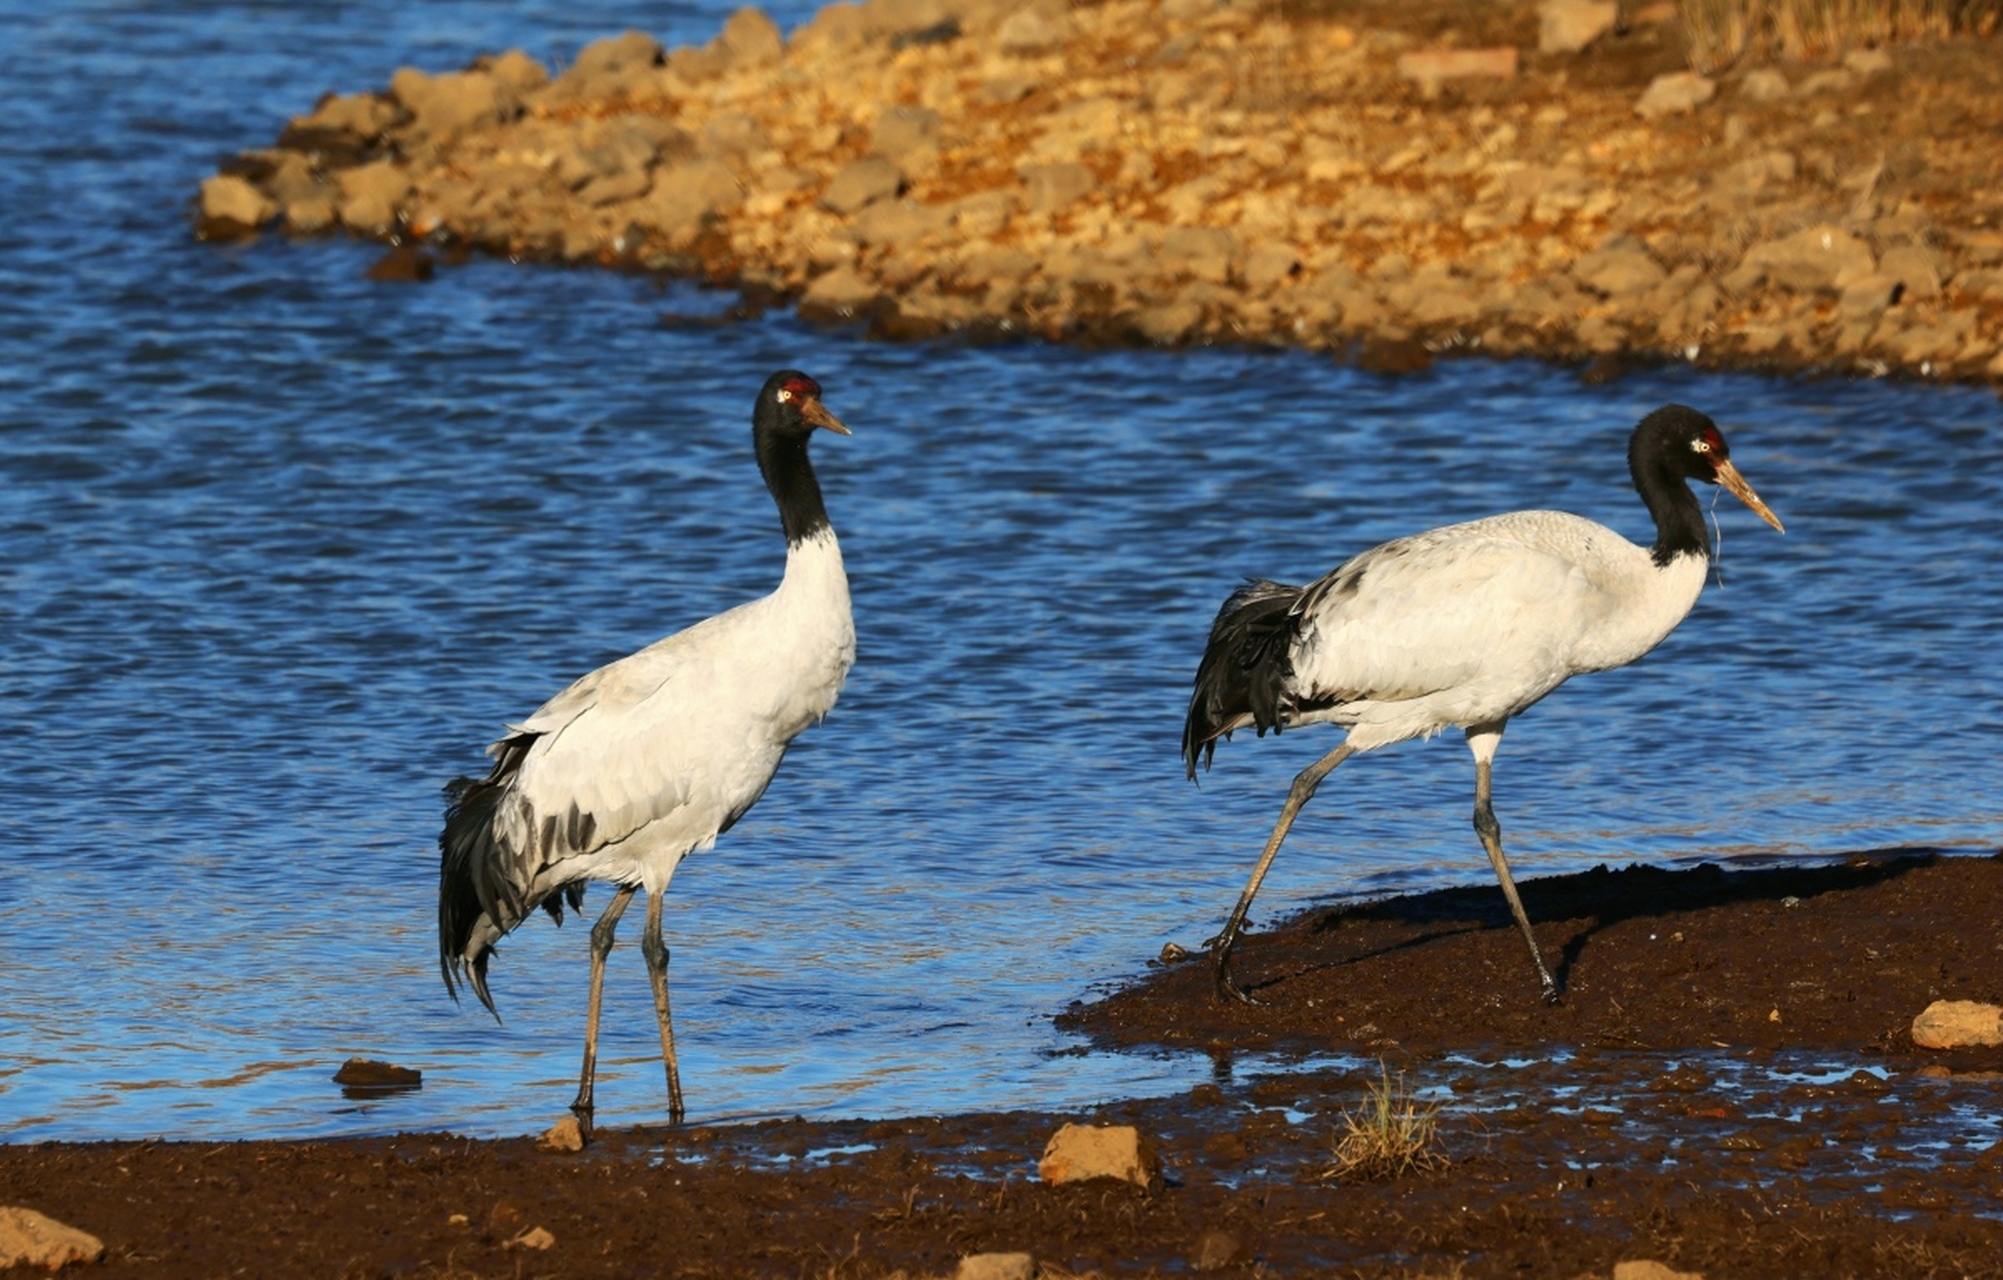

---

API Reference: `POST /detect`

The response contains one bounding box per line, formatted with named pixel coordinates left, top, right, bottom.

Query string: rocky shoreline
left=199, top=0, right=2003, bottom=385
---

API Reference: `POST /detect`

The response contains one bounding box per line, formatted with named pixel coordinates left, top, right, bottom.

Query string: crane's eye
left=1690, top=438, right=1710, bottom=453
left=776, top=388, right=794, bottom=403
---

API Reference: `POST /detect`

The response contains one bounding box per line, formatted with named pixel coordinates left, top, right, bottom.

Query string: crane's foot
left=569, top=1097, right=596, bottom=1145
left=1212, top=953, right=1263, bottom=1006
left=1537, top=971, right=1563, bottom=1006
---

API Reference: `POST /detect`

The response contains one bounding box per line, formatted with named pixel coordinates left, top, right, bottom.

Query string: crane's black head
left=753, top=370, right=848, bottom=545
left=1629, top=405, right=1784, bottom=563
left=755, top=370, right=850, bottom=439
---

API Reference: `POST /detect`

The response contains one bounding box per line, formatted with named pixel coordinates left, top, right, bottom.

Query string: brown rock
left=1879, top=244, right=1942, bottom=301
left=1038, top=1122, right=1164, bottom=1193
left=1156, top=226, right=1237, bottom=284
left=284, top=197, right=338, bottom=234
left=863, top=0, right=958, bottom=43
left=577, top=30, right=663, bottom=77
left=852, top=198, right=951, bottom=249
left=872, top=106, right=940, bottom=175
left=538, top=1116, right=586, bottom=1151
left=481, top=49, right=550, bottom=94
left=1732, top=225, right=1875, bottom=294
left=551, top=31, right=664, bottom=99
left=1020, top=161, right=1095, bottom=215
left=638, top=158, right=744, bottom=237
left=820, top=156, right=903, bottom=214
left=1634, top=71, right=1716, bottom=118
left=716, top=7, right=784, bottom=68
left=998, top=6, right=1073, bottom=54
left=199, top=174, right=276, bottom=231
left=1242, top=243, right=1300, bottom=291
left=955, top=1253, right=1034, bottom=1280
left=335, top=160, right=411, bottom=234
left=1539, top=0, right=1618, bottom=54
left=801, top=264, right=881, bottom=317
left=1913, top=1000, right=2003, bottom=1049
left=510, top=1225, right=557, bottom=1250
left=390, top=67, right=516, bottom=142
left=1573, top=244, right=1668, bottom=297
left=1796, top=67, right=1857, bottom=96
left=286, top=92, right=398, bottom=146
left=580, top=119, right=665, bottom=180
left=1397, top=47, right=1519, bottom=97
left=1739, top=68, right=1790, bottom=101
left=1614, top=1262, right=1703, bottom=1280
left=0, top=1206, right=105, bottom=1271
left=332, top=1057, right=423, bottom=1085
left=1133, top=299, right=1205, bottom=345
left=1838, top=273, right=1899, bottom=320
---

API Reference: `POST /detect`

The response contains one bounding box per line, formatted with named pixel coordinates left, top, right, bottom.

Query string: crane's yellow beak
left=1715, top=460, right=1783, bottom=533
left=802, top=397, right=851, bottom=436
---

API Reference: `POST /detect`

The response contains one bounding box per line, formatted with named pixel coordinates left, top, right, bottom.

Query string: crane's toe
left=1212, top=956, right=1265, bottom=1006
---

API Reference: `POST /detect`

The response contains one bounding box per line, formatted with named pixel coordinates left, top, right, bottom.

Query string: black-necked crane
left=1183, top=404, right=1783, bottom=1005
left=438, top=369, right=855, bottom=1139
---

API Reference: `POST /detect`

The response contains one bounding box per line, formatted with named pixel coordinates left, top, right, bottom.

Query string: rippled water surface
left=2, top=1, right=1999, bottom=1142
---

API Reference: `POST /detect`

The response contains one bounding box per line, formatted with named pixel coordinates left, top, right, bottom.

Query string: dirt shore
left=8, top=850, right=2000, bottom=1277
left=197, top=0, right=2003, bottom=387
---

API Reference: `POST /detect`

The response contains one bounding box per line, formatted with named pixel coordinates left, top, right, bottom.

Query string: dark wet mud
left=6, top=852, right=2000, bottom=1277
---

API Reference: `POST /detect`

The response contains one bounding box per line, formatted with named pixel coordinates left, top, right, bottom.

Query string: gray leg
left=1467, top=727, right=1560, bottom=1004
left=639, top=889, right=686, bottom=1124
left=570, top=885, right=637, bottom=1140
left=1213, top=742, right=1356, bottom=1004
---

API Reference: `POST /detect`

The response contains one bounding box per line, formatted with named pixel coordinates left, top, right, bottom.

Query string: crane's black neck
left=1630, top=434, right=1710, bottom=568
left=756, top=424, right=832, bottom=547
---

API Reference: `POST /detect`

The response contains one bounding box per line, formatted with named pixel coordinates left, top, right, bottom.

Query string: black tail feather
left=1183, top=578, right=1305, bottom=779
left=437, top=733, right=583, bottom=1018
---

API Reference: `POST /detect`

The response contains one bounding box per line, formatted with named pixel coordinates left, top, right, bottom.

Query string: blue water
left=1, top=2, right=1998, bottom=1143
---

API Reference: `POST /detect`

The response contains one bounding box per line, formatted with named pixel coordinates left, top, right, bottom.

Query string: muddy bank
left=1063, top=847, right=2003, bottom=1061
left=198, top=0, right=2003, bottom=386
left=8, top=852, right=2001, bottom=1277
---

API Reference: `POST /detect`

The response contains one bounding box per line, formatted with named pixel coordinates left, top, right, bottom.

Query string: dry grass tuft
left=1321, top=1063, right=1448, bottom=1182
left=1680, top=0, right=2002, bottom=71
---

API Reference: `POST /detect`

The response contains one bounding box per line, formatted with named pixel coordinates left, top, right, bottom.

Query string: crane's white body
left=1184, top=403, right=1782, bottom=1005
left=440, top=370, right=856, bottom=1132
left=1281, top=510, right=1708, bottom=752
left=488, top=529, right=853, bottom=900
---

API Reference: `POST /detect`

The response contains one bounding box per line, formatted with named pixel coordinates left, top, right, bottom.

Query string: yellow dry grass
left=1321, top=1063, right=1448, bottom=1182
